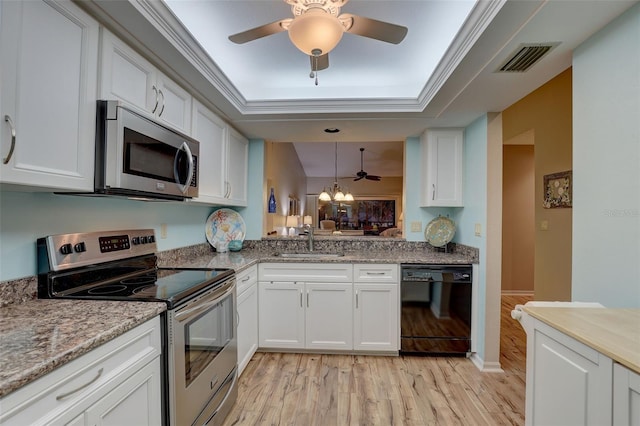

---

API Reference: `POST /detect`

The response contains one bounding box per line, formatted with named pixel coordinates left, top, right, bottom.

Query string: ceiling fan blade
left=341, top=13, right=407, bottom=44
left=353, top=176, right=364, bottom=181
left=229, top=19, right=289, bottom=44
left=366, top=175, right=382, bottom=181
left=309, top=53, right=329, bottom=71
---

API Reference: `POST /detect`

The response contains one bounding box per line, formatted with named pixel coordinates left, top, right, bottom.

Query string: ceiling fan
left=228, top=0, right=408, bottom=82
left=354, top=148, right=381, bottom=181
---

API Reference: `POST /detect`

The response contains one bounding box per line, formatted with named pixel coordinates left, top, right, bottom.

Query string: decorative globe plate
left=205, top=209, right=246, bottom=251
left=424, top=216, right=456, bottom=247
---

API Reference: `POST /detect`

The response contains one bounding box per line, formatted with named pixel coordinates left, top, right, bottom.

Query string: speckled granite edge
left=0, top=300, right=166, bottom=397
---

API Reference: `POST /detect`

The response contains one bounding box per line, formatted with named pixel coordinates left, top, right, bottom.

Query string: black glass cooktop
left=42, top=256, right=234, bottom=309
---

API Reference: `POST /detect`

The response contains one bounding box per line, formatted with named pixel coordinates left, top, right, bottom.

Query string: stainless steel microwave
left=94, top=100, right=199, bottom=200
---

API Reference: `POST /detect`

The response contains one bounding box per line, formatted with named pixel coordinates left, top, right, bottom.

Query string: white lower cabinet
left=0, top=317, right=162, bottom=426
left=614, top=363, right=640, bottom=426
left=258, top=263, right=398, bottom=353
left=353, top=264, right=399, bottom=351
left=525, top=317, right=613, bottom=426
left=237, top=265, right=258, bottom=375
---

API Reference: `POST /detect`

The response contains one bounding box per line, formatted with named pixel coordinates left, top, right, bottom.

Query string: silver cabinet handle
left=56, top=368, right=103, bottom=400
left=300, top=289, right=303, bottom=308
left=306, top=290, right=309, bottom=308
left=158, top=89, right=165, bottom=116
left=366, top=271, right=386, bottom=276
left=355, top=290, right=359, bottom=309
left=151, top=85, right=159, bottom=113
left=3, top=115, right=16, bottom=164
left=432, top=184, right=436, bottom=200
left=241, top=276, right=250, bottom=282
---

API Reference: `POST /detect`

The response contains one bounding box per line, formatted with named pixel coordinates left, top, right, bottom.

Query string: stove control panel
left=38, top=229, right=158, bottom=272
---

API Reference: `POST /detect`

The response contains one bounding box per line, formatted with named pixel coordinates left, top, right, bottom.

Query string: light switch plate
left=160, top=223, right=168, bottom=239
left=410, top=221, right=422, bottom=232
left=540, top=220, right=549, bottom=231
left=474, top=223, right=481, bottom=237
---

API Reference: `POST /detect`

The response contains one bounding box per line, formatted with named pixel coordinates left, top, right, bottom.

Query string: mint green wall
left=572, top=3, right=640, bottom=307
left=0, top=191, right=215, bottom=280
left=453, top=115, right=488, bottom=358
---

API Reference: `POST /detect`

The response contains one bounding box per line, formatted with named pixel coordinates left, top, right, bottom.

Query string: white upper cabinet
left=190, top=99, right=227, bottom=203
left=99, top=29, right=191, bottom=134
left=226, top=127, right=248, bottom=206
left=420, top=129, right=464, bottom=207
left=189, top=100, right=248, bottom=206
left=0, top=0, right=99, bottom=191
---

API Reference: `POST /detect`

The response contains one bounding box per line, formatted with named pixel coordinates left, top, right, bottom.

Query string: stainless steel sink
left=274, top=252, right=344, bottom=258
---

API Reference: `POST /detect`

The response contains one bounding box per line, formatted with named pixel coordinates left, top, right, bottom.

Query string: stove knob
left=140, top=236, right=148, bottom=244
left=147, top=235, right=155, bottom=243
left=74, top=242, right=86, bottom=253
left=59, top=243, right=73, bottom=255
left=132, top=237, right=140, bottom=245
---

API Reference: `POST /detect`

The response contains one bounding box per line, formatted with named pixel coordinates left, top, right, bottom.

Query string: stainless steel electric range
left=37, top=229, right=238, bottom=426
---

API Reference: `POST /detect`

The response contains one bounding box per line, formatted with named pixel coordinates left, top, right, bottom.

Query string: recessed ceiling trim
left=415, top=0, right=508, bottom=111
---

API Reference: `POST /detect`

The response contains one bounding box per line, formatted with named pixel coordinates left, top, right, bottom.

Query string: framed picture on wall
left=543, top=170, right=572, bottom=208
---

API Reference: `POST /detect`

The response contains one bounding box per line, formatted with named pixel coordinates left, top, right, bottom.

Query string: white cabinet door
left=0, top=0, right=98, bottom=191
left=237, top=281, right=258, bottom=376
left=190, top=99, right=227, bottom=203
left=258, top=281, right=305, bottom=349
left=226, top=127, right=248, bottom=206
left=613, top=363, right=640, bottom=426
left=527, top=320, right=613, bottom=426
left=83, top=360, right=161, bottom=426
left=353, top=283, right=399, bottom=351
left=305, top=283, right=353, bottom=350
left=420, top=129, right=464, bottom=207
left=99, top=29, right=191, bottom=134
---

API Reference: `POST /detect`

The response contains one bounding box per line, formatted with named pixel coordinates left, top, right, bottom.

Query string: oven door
left=168, top=277, right=237, bottom=426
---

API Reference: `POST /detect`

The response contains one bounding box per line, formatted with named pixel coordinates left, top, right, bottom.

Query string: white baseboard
left=470, top=353, right=504, bottom=373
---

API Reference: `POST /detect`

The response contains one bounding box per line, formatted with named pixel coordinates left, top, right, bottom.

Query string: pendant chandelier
left=319, top=142, right=354, bottom=202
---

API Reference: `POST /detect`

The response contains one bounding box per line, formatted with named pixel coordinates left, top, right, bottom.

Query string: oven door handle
left=175, top=280, right=234, bottom=323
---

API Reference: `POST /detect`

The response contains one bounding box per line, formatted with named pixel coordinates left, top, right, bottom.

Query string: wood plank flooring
left=223, top=294, right=532, bottom=426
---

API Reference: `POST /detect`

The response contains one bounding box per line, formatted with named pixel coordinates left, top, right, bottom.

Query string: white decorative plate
left=424, top=216, right=456, bottom=247
left=205, top=209, right=246, bottom=251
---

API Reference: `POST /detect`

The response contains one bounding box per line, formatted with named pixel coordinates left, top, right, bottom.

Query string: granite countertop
left=0, top=246, right=474, bottom=399
left=523, top=307, right=640, bottom=374
left=0, top=299, right=166, bottom=398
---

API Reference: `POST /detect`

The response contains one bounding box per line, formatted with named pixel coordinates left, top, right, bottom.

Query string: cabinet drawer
left=259, top=263, right=353, bottom=282
left=0, top=317, right=161, bottom=426
left=354, top=264, right=399, bottom=283
left=236, top=265, right=258, bottom=295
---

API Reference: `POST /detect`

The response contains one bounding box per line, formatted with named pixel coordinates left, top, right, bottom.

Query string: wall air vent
left=497, top=43, right=559, bottom=72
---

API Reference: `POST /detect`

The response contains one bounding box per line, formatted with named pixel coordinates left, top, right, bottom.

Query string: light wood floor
left=223, top=294, right=533, bottom=426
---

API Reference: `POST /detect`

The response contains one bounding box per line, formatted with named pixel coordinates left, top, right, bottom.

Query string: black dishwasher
left=400, top=264, right=472, bottom=356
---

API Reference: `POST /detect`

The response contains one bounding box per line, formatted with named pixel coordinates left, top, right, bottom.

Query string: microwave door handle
left=174, top=141, right=194, bottom=194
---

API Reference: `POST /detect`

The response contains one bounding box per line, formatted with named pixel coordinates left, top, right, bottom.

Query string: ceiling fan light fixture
left=288, top=8, right=344, bottom=56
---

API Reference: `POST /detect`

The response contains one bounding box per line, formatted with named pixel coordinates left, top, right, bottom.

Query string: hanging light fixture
left=319, top=142, right=354, bottom=202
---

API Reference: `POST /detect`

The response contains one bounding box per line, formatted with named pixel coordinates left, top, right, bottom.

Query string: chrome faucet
left=306, top=224, right=314, bottom=251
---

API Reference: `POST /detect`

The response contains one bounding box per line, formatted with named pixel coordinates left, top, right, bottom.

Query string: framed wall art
left=543, top=170, right=572, bottom=208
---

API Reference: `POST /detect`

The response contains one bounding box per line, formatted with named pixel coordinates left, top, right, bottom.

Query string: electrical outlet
left=160, top=223, right=168, bottom=239
left=474, top=223, right=481, bottom=237
left=540, top=220, right=549, bottom=231
left=410, top=221, right=422, bottom=232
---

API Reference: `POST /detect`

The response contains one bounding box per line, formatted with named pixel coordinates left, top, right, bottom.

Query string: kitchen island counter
left=0, top=299, right=166, bottom=397
left=523, top=306, right=640, bottom=374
